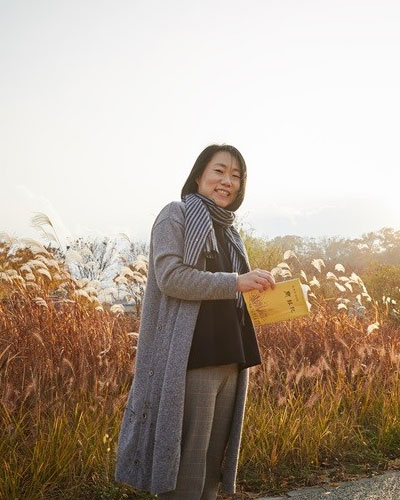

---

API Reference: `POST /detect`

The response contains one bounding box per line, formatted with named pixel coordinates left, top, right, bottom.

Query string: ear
left=195, top=176, right=200, bottom=186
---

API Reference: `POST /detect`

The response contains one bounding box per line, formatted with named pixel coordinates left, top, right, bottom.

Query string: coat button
left=149, top=370, right=154, bottom=376
left=142, top=413, right=147, bottom=420
left=134, top=459, right=140, bottom=465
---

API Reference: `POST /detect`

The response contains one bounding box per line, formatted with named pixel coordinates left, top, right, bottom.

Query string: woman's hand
left=236, top=268, right=276, bottom=292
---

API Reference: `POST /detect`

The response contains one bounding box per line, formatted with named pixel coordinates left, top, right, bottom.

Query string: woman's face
left=195, top=151, right=241, bottom=208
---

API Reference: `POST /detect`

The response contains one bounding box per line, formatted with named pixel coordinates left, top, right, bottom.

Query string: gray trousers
left=157, top=363, right=239, bottom=500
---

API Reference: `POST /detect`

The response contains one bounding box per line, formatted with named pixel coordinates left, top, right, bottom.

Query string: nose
left=221, top=172, right=233, bottom=186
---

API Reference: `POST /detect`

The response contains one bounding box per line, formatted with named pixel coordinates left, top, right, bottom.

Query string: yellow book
left=243, top=278, right=310, bottom=326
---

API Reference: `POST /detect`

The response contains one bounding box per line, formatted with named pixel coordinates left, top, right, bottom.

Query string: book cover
left=243, top=278, right=310, bottom=326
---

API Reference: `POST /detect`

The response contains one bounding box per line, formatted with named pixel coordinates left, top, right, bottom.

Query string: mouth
left=215, top=189, right=231, bottom=197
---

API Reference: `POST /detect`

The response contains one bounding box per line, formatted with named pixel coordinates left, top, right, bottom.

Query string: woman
left=115, top=144, right=275, bottom=499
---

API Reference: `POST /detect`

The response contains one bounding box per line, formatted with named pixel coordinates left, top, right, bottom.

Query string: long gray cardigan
left=114, top=200, right=250, bottom=495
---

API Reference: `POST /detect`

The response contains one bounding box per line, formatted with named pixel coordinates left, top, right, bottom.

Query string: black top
left=186, top=221, right=262, bottom=370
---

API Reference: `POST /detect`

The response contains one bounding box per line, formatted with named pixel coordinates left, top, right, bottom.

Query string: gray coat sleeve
left=151, top=202, right=239, bottom=301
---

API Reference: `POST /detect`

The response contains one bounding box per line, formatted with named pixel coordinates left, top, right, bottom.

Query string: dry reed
left=1, top=238, right=400, bottom=498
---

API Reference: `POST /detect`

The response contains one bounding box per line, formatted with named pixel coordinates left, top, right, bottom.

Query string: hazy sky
left=1, top=0, right=399, bottom=249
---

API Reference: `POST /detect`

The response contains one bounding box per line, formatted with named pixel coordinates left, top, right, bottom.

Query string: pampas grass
left=1, top=224, right=400, bottom=498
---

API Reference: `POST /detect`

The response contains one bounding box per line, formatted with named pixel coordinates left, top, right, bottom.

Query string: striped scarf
left=182, top=193, right=249, bottom=324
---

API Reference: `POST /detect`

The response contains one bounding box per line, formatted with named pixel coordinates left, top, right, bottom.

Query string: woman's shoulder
left=153, top=200, right=186, bottom=228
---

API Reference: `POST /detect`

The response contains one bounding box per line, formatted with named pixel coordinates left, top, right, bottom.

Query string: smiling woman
left=114, top=143, right=275, bottom=500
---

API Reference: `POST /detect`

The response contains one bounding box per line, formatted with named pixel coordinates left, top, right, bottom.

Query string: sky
left=1, top=0, right=399, bottom=250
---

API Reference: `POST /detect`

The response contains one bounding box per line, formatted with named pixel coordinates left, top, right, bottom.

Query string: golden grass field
left=1, top=232, right=400, bottom=499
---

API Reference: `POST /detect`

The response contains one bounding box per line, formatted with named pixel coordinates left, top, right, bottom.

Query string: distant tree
left=362, top=262, right=400, bottom=307
left=64, top=236, right=121, bottom=283
left=118, top=237, right=149, bottom=268
left=269, top=235, right=306, bottom=257
left=240, top=230, right=283, bottom=270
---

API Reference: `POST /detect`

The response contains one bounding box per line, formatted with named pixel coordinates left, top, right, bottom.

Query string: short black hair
left=181, top=144, right=247, bottom=212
